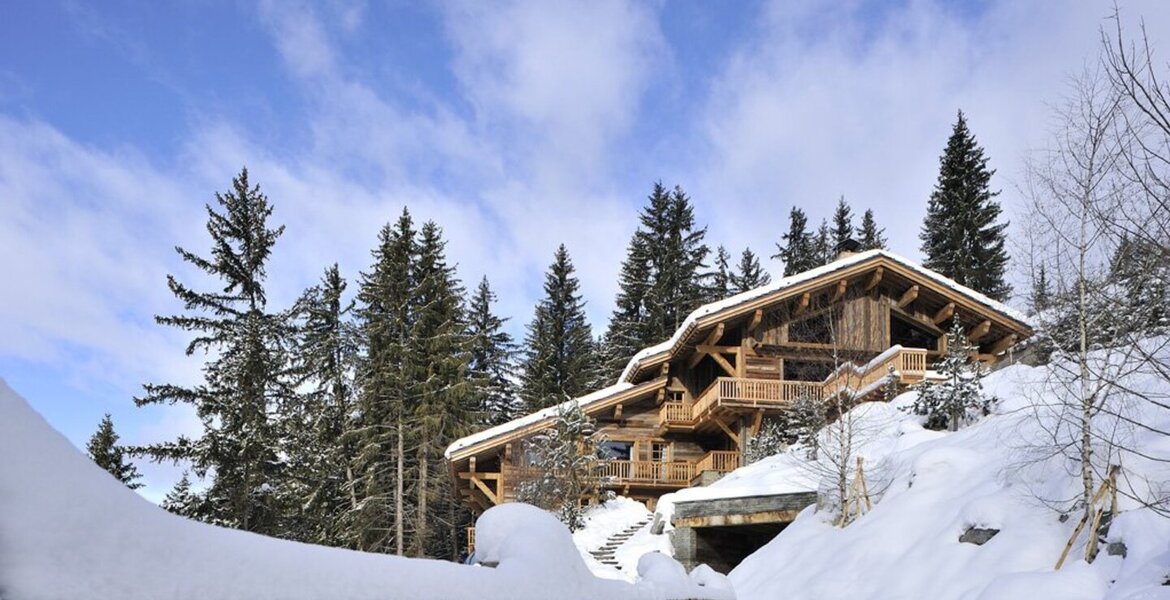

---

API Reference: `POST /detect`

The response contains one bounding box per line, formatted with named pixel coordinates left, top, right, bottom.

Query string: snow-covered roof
left=445, top=382, right=636, bottom=459
left=617, top=249, right=1031, bottom=383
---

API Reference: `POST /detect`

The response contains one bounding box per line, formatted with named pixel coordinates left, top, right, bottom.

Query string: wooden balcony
left=696, top=450, right=740, bottom=474
left=659, top=346, right=929, bottom=429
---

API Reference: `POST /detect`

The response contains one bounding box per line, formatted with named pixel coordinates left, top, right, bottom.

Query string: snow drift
left=0, top=378, right=731, bottom=600
left=718, top=345, right=1170, bottom=600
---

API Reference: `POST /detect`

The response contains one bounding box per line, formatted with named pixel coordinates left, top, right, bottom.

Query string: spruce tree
left=515, top=401, right=602, bottom=532
left=642, top=185, right=710, bottom=341
left=599, top=182, right=709, bottom=381
left=1029, top=264, right=1051, bottom=315
left=134, top=168, right=296, bottom=534
left=908, top=317, right=996, bottom=431
left=858, top=209, right=887, bottom=250
left=407, top=221, right=473, bottom=559
left=352, top=211, right=416, bottom=555
left=775, top=207, right=818, bottom=276
left=467, top=276, right=520, bottom=427
left=520, top=245, right=598, bottom=412
left=710, top=245, right=733, bottom=300
left=731, top=248, right=771, bottom=292
left=86, top=414, right=143, bottom=490
left=920, top=111, right=1011, bottom=301
left=813, top=219, right=833, bottom=265
left=831, top=196, right=855, bottom=251
left=288, top=264, right=358, bottom=546
left=599, top=235, right=653, bottom=383
left=162, top=471, right=201, bottom=517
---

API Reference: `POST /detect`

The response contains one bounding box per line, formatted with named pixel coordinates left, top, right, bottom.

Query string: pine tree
left=86, top=414, right=143, bottom=490
left=813, top=219, right=833, bottom=265
left=162, top=471, right=201, bottom=516
left=775, top=207, right=818, bottom=276
left=831, top=196, right=855, bottom=251
left=642, top=184, right=710, bottom=341
left=520, top=245, right=598, bottom=413
left=1029, top=264, right=1051, bottom=315
left=858, top=209, right=887, bottom=250
left=407, top=221, right=473, bottom=559
left=467, top=276, right=520, bottom=428
left=599, top=235, right=653, bottom=383
left=288, top=264, right=358, bottom=546
left=134, top=168, right=296, bottom=534
left=352, top=211, right=417, bottom=555
left=515, top=401, right=602, bottom=532
left=908, top=317, right=996, bottom=431
left=730, top=247, right=771, bottom=293
left=710, top=245, right=733, bottom=300
left=920, top=111, right=1011, bottom=301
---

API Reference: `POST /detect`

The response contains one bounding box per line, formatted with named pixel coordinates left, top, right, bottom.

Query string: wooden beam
left=968, top=319, right=992, bottom=342
left=667, top=377, right=688, bottom=392
left=749, top=409, right=765, bottom=437
left=793, top=292, right=811, bottom=316
left=897, top=285, right=919, bottom=308
left=830, top=279, right=848, bottom=303
left=747, top=308, right=764, bottom=334
left=470, top=475, right=499, bottom=505
left=614, top=404, right=623, bottom=419
left=933, top=302, right=956, bottom=325
left=988, top=334, right=1018, bottom=356
left=695, top=345, right=740, bottom=355
left=469, top=456, right=476, bottom=473
left=864, top=267, right=884, bottom=292
left=713, top=418, right=741, bottom=446
left=710, top=352, right=737, bottom=377
left=458, top=471, right=501, bottom=480
left=687, top=323, right=727, bottom=368
left=702, top=322, right=726, bottom=346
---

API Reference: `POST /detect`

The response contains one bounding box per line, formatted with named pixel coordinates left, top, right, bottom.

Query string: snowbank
left=0, top=379, right=733, bottom=600
left=720, top=350, right=1170, bottom=600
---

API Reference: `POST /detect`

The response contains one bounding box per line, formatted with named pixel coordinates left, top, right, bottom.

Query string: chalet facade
left=445, top=250, right=1033, bottom=512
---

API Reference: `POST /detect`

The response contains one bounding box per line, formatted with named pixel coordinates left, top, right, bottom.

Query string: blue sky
left=2, top=0, right=1168, bottom=501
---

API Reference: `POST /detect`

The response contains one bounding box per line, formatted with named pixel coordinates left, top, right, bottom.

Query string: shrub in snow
left=516, top=401, right=603, bottom=531
left=907, top=317, right=996, bottom=431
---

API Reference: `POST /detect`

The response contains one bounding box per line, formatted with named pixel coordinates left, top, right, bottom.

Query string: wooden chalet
left=445, top=249, right=1033, bottom=513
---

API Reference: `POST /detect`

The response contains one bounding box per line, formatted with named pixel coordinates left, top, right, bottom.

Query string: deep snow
left=709, top=348, right=1170, bottom=600
left=0, top=378, right=731, bottom=600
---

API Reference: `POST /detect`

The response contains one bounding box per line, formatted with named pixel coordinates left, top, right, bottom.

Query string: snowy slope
left=0, top=379, right=733, bottom=600
left=719, top=346, right=1170, bottom=600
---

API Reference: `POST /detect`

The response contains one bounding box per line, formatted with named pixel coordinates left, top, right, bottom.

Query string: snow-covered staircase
left=589, top=517, right=652, bottom=571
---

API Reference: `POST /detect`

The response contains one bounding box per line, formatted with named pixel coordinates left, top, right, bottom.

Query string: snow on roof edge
left=444, top=382, right=635, bottom=459
left=617, top=250, right=1031, bottom=383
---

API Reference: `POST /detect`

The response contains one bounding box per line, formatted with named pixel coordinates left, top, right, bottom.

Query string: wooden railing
left=660, top=346, right=930, bottom=426
left=696, top=450, right=739, bottom=474
left=599, top=460, right=695, bottom=484
left=658, top=401, right=692, bottom=427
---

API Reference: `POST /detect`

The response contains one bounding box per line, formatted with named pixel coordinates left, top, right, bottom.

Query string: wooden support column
left=897, top=285, right=919, bottom=308
left=750, top=409, right=765, bottom=437
left=614, top=404, right=623, bottom=419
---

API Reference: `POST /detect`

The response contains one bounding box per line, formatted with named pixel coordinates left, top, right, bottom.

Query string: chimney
left=835, top=238, right=862, bottom=260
